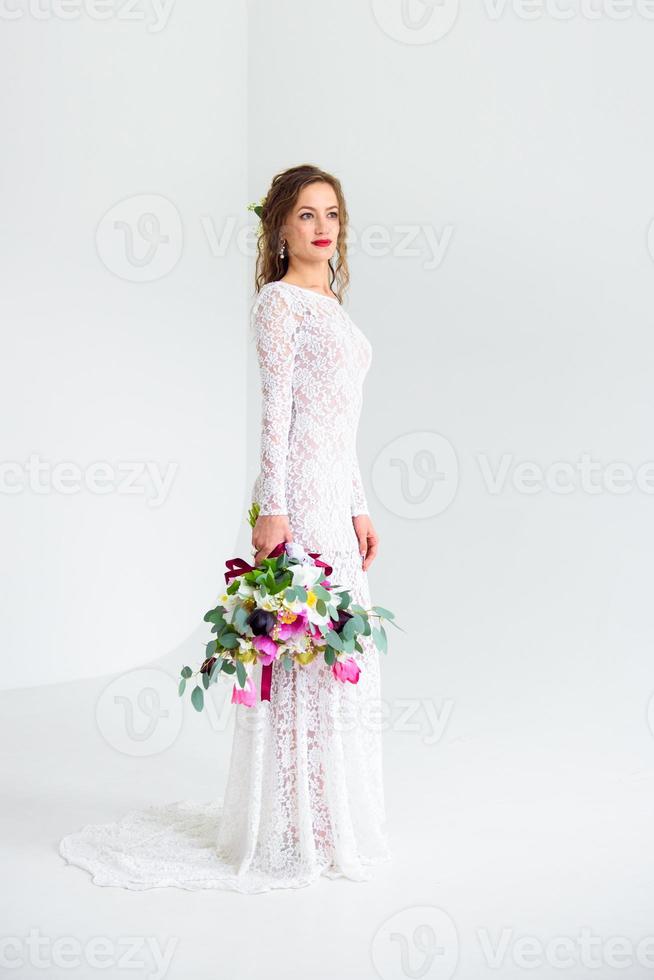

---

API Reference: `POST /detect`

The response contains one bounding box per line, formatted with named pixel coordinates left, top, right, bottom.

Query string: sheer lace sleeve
left=351, top=453, right=369, bottom=517
left=253, top=284, right=300, bottom=516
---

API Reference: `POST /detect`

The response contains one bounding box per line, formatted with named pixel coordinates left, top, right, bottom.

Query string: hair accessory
left=246, top=199, right=265, bottom=219
left=247, top=198, right=266, bottom=243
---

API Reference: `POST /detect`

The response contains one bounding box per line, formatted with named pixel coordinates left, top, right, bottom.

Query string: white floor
left=3, top=630, right=654, bottom=980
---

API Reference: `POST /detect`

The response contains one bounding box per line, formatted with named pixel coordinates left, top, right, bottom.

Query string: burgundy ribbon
left=260, top=662, right=273, bottom=701
left=222, top=541, right=334, bottom=702
left=224, top=557, right=254, bottom=584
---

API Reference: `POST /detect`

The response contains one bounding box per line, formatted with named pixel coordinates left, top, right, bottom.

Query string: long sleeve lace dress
left=58, top=279, right=391, bottom=893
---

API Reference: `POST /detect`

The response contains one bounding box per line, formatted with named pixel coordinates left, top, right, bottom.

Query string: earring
left=279, top=239, right=287, bottom=259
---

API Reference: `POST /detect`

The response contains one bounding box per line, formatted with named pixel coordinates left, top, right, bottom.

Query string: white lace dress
left=58, top=279, right=392, bottom=893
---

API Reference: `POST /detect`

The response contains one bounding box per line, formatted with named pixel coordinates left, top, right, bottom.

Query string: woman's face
left=281, top=181, right=340, bottom=265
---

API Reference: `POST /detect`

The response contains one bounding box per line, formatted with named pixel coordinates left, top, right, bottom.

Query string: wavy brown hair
left=253, top=164, right=350, bottom=304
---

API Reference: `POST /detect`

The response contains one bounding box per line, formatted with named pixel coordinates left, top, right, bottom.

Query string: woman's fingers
left=251, top=515, right=292, bottom=566
left=352, top=516, right=379, bottom=572
left=362, top=530, right=378, bottom=572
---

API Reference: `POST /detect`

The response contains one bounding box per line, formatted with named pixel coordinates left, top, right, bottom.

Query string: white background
left=1, top=3, right=248, bottom=687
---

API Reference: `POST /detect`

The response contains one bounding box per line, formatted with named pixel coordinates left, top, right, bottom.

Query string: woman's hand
left=252, top=514, right=293, bottom=565
left=352, top=515, right=378, bottom=572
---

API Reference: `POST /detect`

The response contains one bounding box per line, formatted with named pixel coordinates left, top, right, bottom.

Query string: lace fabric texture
left=58, top=280, right=391, bottom=893
left=251, top=281, right=371, bottom=520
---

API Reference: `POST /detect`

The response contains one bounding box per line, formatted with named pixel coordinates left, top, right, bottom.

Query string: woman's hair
left=253, top=164, right=350, bottom=304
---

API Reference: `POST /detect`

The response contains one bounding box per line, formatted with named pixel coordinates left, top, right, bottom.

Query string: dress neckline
left=274, top=280, right=340, bottom=304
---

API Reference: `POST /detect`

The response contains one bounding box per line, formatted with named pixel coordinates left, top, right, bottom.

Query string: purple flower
left=247, top=608, right=276, bottom=635
left=333, top=609, right=353, bottom=634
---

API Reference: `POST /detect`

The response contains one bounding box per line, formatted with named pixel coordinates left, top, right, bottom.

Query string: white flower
left=285, top=541, right=313, bottom=565
left=256, top=591, right=281, bottom=612
left=285, top=632, right=310, bottom=654
left=304, top=603, right=332, bottom=629
left=290, top=563, right=323, bottom=589
left=219, top=591, right=240, bottom=618
left=236, top=580, right=256, bottom=599
left=282, top=594, right=304, bottom=614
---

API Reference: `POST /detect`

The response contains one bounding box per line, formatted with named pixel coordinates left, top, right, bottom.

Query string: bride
left=59, top=164, right=392, bottom=893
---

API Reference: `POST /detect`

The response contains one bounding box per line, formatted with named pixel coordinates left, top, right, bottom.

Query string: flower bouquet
left=179, top=529, right=400, bottom=711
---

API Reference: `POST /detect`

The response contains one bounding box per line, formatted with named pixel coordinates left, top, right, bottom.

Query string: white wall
left=4, top=0, right=653, bottom=728
left=1, top=3, right=248, bottom=688
left=248, top=0, right=654, bottom=757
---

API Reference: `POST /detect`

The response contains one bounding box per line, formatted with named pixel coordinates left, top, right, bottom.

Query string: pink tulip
left=252, top=634, right=277, bottom=665
left=231, top=676, right=256, bottom=706
left=332, top=656, right=360, bottom=685
left=277, top=611, right=307, bottom=640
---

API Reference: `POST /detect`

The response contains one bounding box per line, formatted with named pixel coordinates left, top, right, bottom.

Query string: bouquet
left=179, top=514, right=400, bottom=711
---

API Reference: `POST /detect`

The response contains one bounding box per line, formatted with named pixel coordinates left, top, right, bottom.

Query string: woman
left=58, top=164, right=391, bottom=893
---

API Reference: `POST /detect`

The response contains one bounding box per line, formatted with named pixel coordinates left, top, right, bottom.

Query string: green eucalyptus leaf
left=348, top=613, right=366, bottom=634
left=218, top=631, right=239, bottom=649
left=342, top=618, right=357, bottom=640
left=325, top=629, right=343, bottom=650
left=372, top=605, right=395, bottom=620
left=233, top=606, right=250, bottom=632
left=372, top=625, right=387, bottom=654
